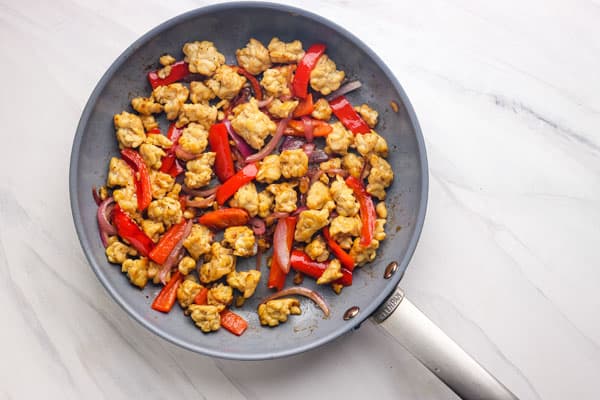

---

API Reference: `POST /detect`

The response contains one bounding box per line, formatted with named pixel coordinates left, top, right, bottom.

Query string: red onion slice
left=308, top=149, right=329, bottom=164
left=301, top=116, right=314, bottom=143
left=185, top=194, right=215, bottom=208
left=223, top=118, right=254, bottom=158
left=181, top=73, right=205, bottom=83
left=308, top=169, right=324, bottom=186
left=97, top=197, right=116, bottom=247
left=256, top=96, right=274, bottom=108
left=249, top=217, right=266, bottom=235
left=302, top=142, right=315, bottom=157
left=158, top=220, right=193, bottom=284
left=260, top=286, right=330, bottom=317
left=264, top=212, right=290, bottom=229
left=273, top=218, right=292, bottom=273
left=182, top=185, right=220, bottom=197
left=325, top=80, right=362, bottom=102
left=291, top=206, right=308, bottom=216
left=99, top=230, right=109, bottom=248
left=92, top=186, right=102, bottom=206
left=299, top=192, right=307, bottom=208
left=270, top=212, right=290, bottom=219
left=285, top=66, right=294, bottom=97
left=245, top=116, right=291, bottom=163
left=279, top=136, right=305, bottom=152
left=255, top=246, right=263, bottom=271
left=360, top=162, right=371, bottom=181
left=229, top=87, right=251, bottom=110
left=174, top=145, right=199, bottom=161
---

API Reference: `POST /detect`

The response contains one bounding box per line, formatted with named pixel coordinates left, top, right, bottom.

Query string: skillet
left=69, top=3, right=517, bottom=399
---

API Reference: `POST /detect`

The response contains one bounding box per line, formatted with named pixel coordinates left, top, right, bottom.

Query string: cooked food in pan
left=92, top=37, right=393, bottom=336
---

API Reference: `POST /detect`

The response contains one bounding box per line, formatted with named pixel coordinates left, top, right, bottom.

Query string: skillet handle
left=372, top=287, right=518, bottom=400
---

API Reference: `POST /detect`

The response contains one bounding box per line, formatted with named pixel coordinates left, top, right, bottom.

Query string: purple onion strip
left=97, top=197, right=117, bottom=247
left=223, top=118, right=254, bottom=158
left=245, top=117, right=291, bottom=163
left=249, top=217, right=266, bottom=235
left=260, top=286, right=330, bottom=317
left=325, top=80, right=362, bottom=102
left=280, top=136, right=305, bottom=152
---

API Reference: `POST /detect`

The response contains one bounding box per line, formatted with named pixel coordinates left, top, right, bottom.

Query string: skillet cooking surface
left=69, top=2, right=428, bottom=360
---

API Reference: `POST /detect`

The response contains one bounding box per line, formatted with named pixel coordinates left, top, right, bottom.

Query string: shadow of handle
left=372, top=287, right=519, bottom=400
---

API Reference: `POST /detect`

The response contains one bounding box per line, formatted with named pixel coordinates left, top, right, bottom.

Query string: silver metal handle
left=373, top=287, right=518, bottom=400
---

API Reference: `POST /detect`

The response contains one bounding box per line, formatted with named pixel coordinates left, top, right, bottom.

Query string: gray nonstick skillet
left=69, top=3, right=517, bottom=399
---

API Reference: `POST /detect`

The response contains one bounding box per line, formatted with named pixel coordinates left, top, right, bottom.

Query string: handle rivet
left=384, top=261, right=398, bottom=279
left=343, top=306, right=360, bottom=320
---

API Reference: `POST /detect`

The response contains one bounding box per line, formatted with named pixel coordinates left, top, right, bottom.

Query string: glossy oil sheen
left=69, top=2, right=428, bottom=360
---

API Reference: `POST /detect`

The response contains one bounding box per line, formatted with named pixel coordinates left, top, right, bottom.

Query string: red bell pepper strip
left=121, top=149, right=152, bottom=211
left=292, top=43, right=327, bottom=99
left=147, top=61, right=190, bottom=89
left=235, top=66, right=263, bottom=100
left=147, top=127, right=161, bottom=135
left=151, top=271, right=183, bottom=313
left=166, top=122, right=185, bottom=142
left=194, top=287, right=209, bottom=305
left=178, top=195, right=187, bottom=210
left=285, top=119, right=333, bottom=137
left=160, top=154, right=177, bottom=176
left=167, top=122, right=185, bottom=143
left=160, top=124, right=185, bottom=177
left=208, top=123, right=235, bottom=182
left=112, top=205, right=154, bottom=256
left=198, top=208, right=250, bottom=230
left=290, top=250, right=353, bottom=286
left=345, top=176, right=376, bottom=246
left=215, top=162, right=258, bottom=205
left=329, top=95, right=371, bottom=134
left=322, top=227, right=355, bottom=271
left=220, top=309, right=248, bottom=336
left=293, top=93, right=314, bottom=117
left=268, top=255, right=287, bottom=291
left=148, top=220, right=188, bottom=265
left=169, top=159, right=185, bottom=177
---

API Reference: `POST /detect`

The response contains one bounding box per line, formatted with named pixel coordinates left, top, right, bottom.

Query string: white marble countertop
left=2, top=0, right=600, bottom=398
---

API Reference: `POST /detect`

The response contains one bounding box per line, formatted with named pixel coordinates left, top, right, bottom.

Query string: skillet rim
left=69, top=1, right=429, bottom=360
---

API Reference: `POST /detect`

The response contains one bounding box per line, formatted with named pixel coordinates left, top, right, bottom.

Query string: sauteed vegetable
left=93, top=37, right=393, bottom=335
